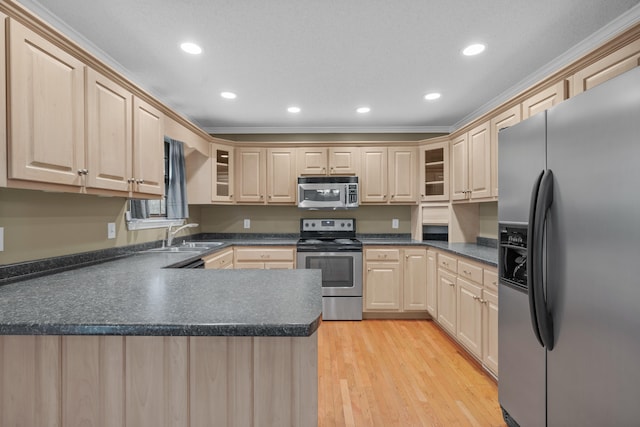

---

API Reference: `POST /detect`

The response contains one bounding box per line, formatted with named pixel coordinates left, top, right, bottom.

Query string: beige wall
left=199, top=205, right=412, bottom=234
left=478, top=201, right=498, bottom=239
left=0, top=188, right=201, bottom=265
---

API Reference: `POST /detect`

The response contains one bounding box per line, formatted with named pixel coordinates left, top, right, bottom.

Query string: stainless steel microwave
left=297, top=176, right=359, bottom=209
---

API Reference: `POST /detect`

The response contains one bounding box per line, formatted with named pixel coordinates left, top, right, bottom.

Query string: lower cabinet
left=426, top=250, right=438, bottom=318
left=432, top=250, right=499, bottom=378
left=202, top=248, right=234, bottom=270
left=233, top=247, right=295, bottom=270
left=363, top=247, right=427, bottom=313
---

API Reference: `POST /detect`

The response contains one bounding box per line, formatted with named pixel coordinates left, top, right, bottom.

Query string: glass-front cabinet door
left=419, top=140, right=449, bottom=201
left=211, top=143, right=234, bottom=203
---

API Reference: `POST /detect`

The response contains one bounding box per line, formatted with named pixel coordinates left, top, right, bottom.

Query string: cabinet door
left=437, top=269, right=457, bottom=334
left=571, top=38, right=640, bottom=96
left=8, top=20, right=85, bottom=187
left=456, top=277, right=483, bottom=358
left=203, top=249, right=233, bottom=269
left=388, top=147, right=417, bottom=203
left=450, top=134, right=468, bottom=200
left=133, top=97, right=164, bottom=196
left=329, top=146, right=359, bottom=175
left=0, top=13, right=6, bottom=188
left=490, top=105, right=521, bottom=197
left=360, top=147, right=388, bottom=203
left=522, top=80, right=567, bottom=119
left=403, top=248, right=427, bottom=311
left=86, top=68, right=133, bottom=193
left=297, top=148, right=328, bottom=175
left=235, top=148, right=265, bottom=203
left=482, top=289, right=499, bottom=376
left=426, top=250, right=438, bottom=318
left=468, top=122, right=492, bottom=200
left=365, top=261, right=401, bottom=311
left=211, top=144, right=234, bottom=203
left=419, top=141, right=449, bottom=202
left=266, top=148, right=296, bottom=204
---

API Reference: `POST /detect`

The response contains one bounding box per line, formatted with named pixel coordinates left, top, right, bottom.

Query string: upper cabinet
left=132, top=98, right=165, bottom=196
left=235, top=147, right=296, bottom=204
left=361, top=146, right=417, bottom=204
left=451, top=134, right=468, bottom=201
left=297, top=146, right=359, bottom=176
left=0, top=13, right=7, bottom=188
left=419, top=140, right=449, bottom=202
left=570, top=38, right=640, bottom=96
left=8, top=19, right=85, bottom=188
left=490, top=105, right=521, bottom=197
left=86, top=68, right=133, bottom=193
left=522, top=80, right=567, bottom=119
left=211, top=144, right=234, bottom=203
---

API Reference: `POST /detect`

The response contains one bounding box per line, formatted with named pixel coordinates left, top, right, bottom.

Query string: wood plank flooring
left=318, top=319, right=506, bottom=427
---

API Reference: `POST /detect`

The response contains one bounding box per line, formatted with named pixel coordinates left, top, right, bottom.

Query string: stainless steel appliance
left=498, top=67, right=640, bottom=426
left=296, top=218, right=363, bottom=320
left=297, top=176, right=359, bottom=209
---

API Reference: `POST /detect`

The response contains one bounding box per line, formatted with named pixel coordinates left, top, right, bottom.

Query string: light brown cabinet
left=419, top=141, right=449, bottom=202
left=364, top=247, right=427, bottom=313
left=361, top=147, right=417, bottom=204
left=297, top=146, right=360, bottom=176
left=570, top=38, right=640, bottom=96
left=235, top=148, right=296, bottom=204
left=0, top=13, right=6, bottom=188
left=490, top=105, right=521, bottom=197
left=457, top=274, right=483, bottom=359
left=436, top=268, right=457, bottom=335
left=451, top=121, right=492, bottom=201
left=234, top=247, right=295, bottom=269
left=522, top=80, right=567, bottom=119
left=202, top=248, right=234, bottom=269
left=426, top=250, right=438, bottom=318
left=132, top=98, right=165, bottom=196
left=211, top=144, right=234, bottom=203
left=8, top=19, right=85, bottom=188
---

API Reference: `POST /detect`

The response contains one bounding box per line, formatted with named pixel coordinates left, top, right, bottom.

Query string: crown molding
left=205, top=125, right=452, bottom=135
left=452, top=3, right=640, bottom=132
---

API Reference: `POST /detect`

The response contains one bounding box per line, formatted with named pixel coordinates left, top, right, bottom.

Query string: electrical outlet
left=107, top=222, right=116, bottom=239
left=243, top=219, right=251, bottom=229
left=0, top=227, right=4, bottom=251
left=392, top=218, right=399, bottom=229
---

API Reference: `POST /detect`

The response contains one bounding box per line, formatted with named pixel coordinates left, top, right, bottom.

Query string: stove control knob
left=341, top=223, right=345, bottom=227
left=312, top=223, right=316, bottom=227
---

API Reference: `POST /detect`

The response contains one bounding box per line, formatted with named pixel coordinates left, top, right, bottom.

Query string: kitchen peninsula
left=0, top=251, right=321, bottom=427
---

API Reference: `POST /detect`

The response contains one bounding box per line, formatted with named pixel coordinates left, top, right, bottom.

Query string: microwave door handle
left=344, top=187, right=348, bottom=205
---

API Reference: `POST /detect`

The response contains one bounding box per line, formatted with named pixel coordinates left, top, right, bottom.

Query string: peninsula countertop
left=0, top=251, right=322, bottom=337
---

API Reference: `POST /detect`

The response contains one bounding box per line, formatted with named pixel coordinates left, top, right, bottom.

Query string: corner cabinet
left=419, top=141, right=449, bottom=202
left=8, top=19, right=85, bottom=187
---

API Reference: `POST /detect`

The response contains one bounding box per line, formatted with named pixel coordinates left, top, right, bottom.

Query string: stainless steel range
left=296, top=218, right=363, bottom=321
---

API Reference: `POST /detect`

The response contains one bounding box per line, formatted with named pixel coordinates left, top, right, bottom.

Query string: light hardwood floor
left=318, top=319, right=506, bottom=427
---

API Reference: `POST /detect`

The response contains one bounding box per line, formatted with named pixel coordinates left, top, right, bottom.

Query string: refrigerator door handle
left=533, top=169, right=555, bottom=350
left=527, top=170, right=545, bottom=347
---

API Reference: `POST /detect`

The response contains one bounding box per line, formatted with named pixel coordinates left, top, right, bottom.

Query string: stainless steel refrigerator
left=498, top=67, right=640, bottom=426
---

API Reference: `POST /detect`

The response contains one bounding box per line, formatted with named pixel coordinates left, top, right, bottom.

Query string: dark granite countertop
left=359, top=237, right=498, bottom=266
left=0, top=251, right=322, bottom=337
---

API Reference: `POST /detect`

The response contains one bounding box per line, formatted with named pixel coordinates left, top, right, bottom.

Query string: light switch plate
left=107, top=222, right=116, bottom=239
left=243, top=219, right=251, bottom=229
left=392, top=219, right=399, bottom=229
left=0, top=227, right=4, bottom=251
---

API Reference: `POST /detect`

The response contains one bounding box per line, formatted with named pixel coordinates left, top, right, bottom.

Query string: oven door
left=297, top=184, right=346, bottom=209
left=296, top=251, right=363, bottom=297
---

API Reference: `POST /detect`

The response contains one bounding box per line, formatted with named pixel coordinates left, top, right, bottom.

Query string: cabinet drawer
left=234, top=247, right=295, bottom=262
left=438, top=253, right=457, bottom=273
left=365, top=248, right=401, bottom=261
left=203, top=249, right=233, bottom=270
left=484, top=268, right=498, bottom=292
left=458, top=260, right=483, bottom=285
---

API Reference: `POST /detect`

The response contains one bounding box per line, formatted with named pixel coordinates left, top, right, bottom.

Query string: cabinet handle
left=137, top=179, right=145, bottom=184
left=128, top=178, right=135, bottom=183
left=481, top=299, right=488, bottom=305
left=391, top=194, right=395, bottom=198
left=449, top=282, right=455, bottom=287
left=77, top=169, right=88, bottom=176
left=473, top=295, right=480, bottom=301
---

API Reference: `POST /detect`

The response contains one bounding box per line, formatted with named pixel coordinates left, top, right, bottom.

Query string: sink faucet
left=166, top=223, right=199, bottom=247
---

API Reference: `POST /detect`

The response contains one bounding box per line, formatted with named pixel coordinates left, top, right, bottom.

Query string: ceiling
left=20, top=0, right=640, bottom=134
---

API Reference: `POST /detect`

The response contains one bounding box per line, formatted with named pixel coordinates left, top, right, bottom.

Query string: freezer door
left=545, top=67, right=640, bottom=426
left=498, top=112, right=547, bottom=225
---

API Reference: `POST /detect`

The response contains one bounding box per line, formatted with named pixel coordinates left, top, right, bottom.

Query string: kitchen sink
left=146, top=247, right=203, bottom=253
left=182, top=241, right=225, bottom=248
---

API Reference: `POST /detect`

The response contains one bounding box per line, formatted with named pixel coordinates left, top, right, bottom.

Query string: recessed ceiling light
left=220, top=92, right=237, bottom=99
left=287, top=106, right=301, bottom=113
left=180, top=42, right=202, bottom=55
left=424, top=93, right=441, bottom=101
left=356, top=107, right=371, bottom=114
left=462, top=43, right=486, bottom=56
